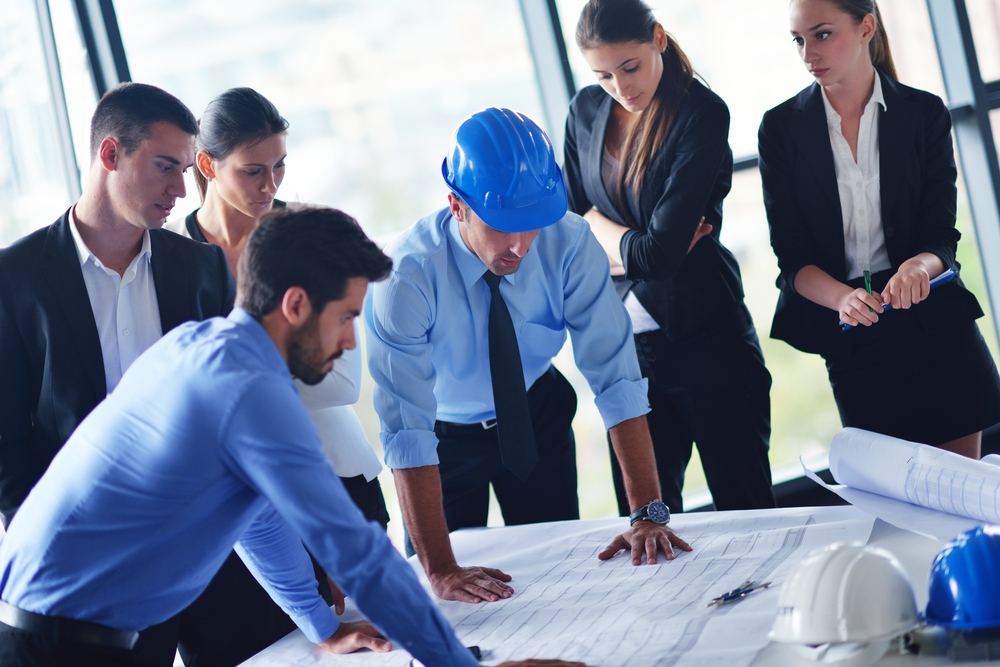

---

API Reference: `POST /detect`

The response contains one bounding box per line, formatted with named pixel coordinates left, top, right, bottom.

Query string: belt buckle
left=481, top=419, right=497, bottom=430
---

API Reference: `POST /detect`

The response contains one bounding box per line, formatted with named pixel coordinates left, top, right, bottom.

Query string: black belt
left=0, top=599, right=138, bottom=650
left=435, top=419, right=498, bottom=436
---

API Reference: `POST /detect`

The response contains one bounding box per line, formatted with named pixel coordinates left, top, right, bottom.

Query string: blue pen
left=840, top=269, right=957, bottom=332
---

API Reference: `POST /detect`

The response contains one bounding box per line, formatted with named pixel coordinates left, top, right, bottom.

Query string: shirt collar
left=69, top=204, right=153, bottom=269
left=445, top=210, right=520, bottom=291
left=227, top=308, right=291, bottom=376
left=820, top=69, right=887, bottom=126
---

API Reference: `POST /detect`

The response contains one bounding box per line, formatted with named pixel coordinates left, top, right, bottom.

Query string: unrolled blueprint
left=241, top=506, right=874, bottom=667
left=827, top=428, right=1000, bottom=527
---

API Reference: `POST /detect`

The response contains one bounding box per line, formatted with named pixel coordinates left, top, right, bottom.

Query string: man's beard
left=287, top=313, right=342, bottom=385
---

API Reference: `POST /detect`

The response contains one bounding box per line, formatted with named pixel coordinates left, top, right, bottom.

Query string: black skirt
left=827, top=304, right=1000, bottom=445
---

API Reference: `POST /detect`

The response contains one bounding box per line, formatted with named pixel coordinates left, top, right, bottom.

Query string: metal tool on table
left=706, top=580, right=772, bottom=607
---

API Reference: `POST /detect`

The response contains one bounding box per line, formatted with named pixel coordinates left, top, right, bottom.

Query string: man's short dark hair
left=237, top=207, right=393, bottom=318
left=89, top=82, right=199, bottom=162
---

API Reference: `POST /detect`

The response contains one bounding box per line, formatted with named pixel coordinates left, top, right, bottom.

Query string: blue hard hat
left=926, top=525, right=1000, bottom=630
left=441, top=107, right=567, bottom=233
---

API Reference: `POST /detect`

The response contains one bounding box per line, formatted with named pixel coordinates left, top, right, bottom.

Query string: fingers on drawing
left=340, top=621, right=391, bottom=654
left=597, top=534, right=629, bottom=561
left=482, top=566, right=514, bottom=583
left=461, top=568, right=514, bottom=603
left=669, top=529, right=693, bottom=552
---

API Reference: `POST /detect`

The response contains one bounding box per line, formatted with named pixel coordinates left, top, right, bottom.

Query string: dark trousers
left=1, top=553, right=335, bottom=667
left=169, top=551, right=334, bottom=667
left=340, top=475, right=390, bottom=530
left=0, top=476, right=387, bottom=667
left=173, top=475, right=388, bottom=665
left=0, top=623, right=147, bottom=667
left=405, top=366, right=578, bottom=556
left=610, top=307, right=775, bottom=514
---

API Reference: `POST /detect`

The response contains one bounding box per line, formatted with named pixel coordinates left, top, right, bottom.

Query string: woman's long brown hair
left=576, top=0, right=694, bottom=228
left=818, top=0, right=897, bottom=80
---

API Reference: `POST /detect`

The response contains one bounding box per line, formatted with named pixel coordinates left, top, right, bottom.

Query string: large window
left=553, top=0, right=999, bottom=504
left=113, top=0, right=548, bottom=544
left=113, top=0, right=545, bottom=242
left=0, top=0, right=78, bottom=245
left=2, top=0, right=999, bottom=542
left=967, top=0, right=1000, bottom=82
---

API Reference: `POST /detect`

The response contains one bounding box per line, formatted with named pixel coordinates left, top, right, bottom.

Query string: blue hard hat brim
left=441, top=158, right=569, bottom=233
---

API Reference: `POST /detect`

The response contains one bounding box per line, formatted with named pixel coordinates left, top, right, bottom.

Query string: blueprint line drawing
left=829, top=427, right=1000, bottom=525
left=242, top=507, right=873, bottom=667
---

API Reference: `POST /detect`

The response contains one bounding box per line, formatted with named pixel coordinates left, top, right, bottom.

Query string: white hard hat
left=770, top=542, right=919, bottom=646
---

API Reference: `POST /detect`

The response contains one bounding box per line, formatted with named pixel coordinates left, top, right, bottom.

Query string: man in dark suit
left=0, top=82, right=300, bottom=667
left=0, top=84, right=233, bottom=524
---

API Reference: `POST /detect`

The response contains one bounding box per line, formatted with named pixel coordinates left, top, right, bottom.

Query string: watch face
left=647, top=500, right=670, bottom=524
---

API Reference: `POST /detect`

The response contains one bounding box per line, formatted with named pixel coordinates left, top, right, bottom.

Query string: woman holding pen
left=564, top=0, right=775, bottom=514
left=758, top=0, right=1000, bottom=458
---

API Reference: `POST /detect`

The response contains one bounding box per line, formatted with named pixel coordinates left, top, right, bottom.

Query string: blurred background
left=2, top=0, right=1000, bottom=550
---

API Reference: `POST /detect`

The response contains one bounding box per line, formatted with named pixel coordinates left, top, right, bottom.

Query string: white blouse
left=601, top=147, right=660, bottom=334
left=165, top=213, right=383, bottom=481
left=820, top=70, right=893, bottom=281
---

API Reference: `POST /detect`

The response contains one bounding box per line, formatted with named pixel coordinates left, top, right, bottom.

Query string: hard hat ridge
left=926, top=525, right=1000, bottom=631
left=769, top=541, right=919, bottom=667
left=442, top=107, right=568, bottom=233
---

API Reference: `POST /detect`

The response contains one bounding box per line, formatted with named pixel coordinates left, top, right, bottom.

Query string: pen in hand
left=840, top=269, right=957, bottom=331
left=863, top=270, right=873, bottom=313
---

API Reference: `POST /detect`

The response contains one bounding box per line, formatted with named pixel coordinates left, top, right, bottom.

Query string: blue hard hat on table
left=926, top=525, right=1000, bottom=630
left=441, top=107, right=568, bottom=233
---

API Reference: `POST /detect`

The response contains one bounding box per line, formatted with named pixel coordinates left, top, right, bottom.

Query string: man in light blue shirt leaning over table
left=366, top=108, right=692, bottom=606
left=0, top=207, right=582, bottom=667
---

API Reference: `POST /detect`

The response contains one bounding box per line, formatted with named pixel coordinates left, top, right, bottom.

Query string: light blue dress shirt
left=365, top=207, right=649, bottom=470
left=0, top=309, right=476, bottom=667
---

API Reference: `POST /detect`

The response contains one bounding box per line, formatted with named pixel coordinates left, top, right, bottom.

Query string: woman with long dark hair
left=759, top=0, right=1000, bottom=457
left=564, top=0, right=775, bottom=514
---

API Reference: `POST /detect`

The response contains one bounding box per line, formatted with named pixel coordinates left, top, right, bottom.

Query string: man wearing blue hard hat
left=366, top=108, right=691, bottom=604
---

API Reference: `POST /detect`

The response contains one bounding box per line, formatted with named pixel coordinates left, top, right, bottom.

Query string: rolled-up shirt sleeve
left=563, top=224, right=649, bottom=429
left=365, top=271, right=441, bottom=469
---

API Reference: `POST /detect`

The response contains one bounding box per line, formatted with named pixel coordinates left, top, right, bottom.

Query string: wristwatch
left=629, top=499, right=670, bottom=526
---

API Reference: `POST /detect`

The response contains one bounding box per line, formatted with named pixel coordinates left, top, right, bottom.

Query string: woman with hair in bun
left=564, top=0, right=775, bottom=515
left=759, top=0, right=1000, bottom=457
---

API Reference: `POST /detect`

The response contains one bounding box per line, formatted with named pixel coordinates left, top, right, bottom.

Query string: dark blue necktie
left=483, top=271, right=538, bottom=481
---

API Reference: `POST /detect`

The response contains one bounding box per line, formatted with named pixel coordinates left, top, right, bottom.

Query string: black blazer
left=0, top=211, right=235, bottom=524
left=564, top=80, right=746, bottom=341
left=759, top=73, right=983, bottom=359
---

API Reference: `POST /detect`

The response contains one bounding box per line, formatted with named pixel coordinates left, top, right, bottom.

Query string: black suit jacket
left=564, top=79, right=746, bottom=341
left=758, top=73, right=983, bottom=359
left=0, top=210, right=235, bottom=524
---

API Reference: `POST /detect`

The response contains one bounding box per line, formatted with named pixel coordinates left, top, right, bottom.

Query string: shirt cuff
left=382, top=429, right=440, bottom=469
left=594, top=377, right=650, bottom=430
left=293, top=600, right=339, bottom=643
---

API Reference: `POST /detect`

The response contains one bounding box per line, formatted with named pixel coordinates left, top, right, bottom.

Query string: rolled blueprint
left=829, top=428, right=1000, bottom=524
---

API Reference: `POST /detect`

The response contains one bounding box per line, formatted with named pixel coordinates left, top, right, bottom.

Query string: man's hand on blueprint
left=318, top=620, right=392, bottom=654
left=429, top=562, right=515, bottom=604
left=599, top=521, right=693, bottom=565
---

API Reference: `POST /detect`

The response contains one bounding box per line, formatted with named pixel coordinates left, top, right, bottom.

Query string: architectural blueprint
left=828, top=428, right=1000, bottom=525
left=241, top=506, right=874, bottom=667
